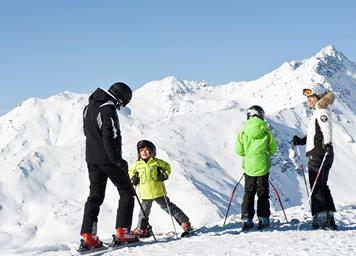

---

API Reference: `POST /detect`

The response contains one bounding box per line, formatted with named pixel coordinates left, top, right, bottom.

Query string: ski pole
left=297, top=152, right=328, bottom=231
left=269, top=180, right=288, bottom=223
left=223, top=173, right=244, bottom=226
left=124, top=170, right=157, bottom=242
left=161, top=182, right=178, bottom=238
left=295, top=145, right=310, bottom=199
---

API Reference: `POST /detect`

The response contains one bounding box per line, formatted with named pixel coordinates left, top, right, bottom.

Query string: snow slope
left=0, top=45, right=356, bottom=255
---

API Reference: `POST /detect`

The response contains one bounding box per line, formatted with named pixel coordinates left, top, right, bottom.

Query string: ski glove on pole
left=131, top=173, right=140, bottom=186
left=323, top=143, right=333, bottom=154
left=157, top=167, right=168, bottom=181
left=292, top=135, right=303, bottom=146
left=115, top=159, right=129, bottom=172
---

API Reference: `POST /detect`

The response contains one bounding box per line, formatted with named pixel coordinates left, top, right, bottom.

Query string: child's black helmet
left=137, top=140, right=156, bottom=158
left=108, top=82, right=132, bottom=107
left=247, top=105, right=265, bottom=120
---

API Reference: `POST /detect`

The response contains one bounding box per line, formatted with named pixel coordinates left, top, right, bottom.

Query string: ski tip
left=77, top=245, right=108, bottom=255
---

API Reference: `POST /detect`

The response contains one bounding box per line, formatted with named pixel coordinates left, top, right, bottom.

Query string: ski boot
left=257, top=217, right=270, bottom=230
left=132, top=227, right=152, bottom=238
left=180, top=221, right=193, bottom=237
left=181, top=222, right=192, bottom=232
left=113, top=228, right=139, bottom=245
left=312, top=211, right=328, bottom=229
left=241, top=217, right=254, bottom=231
left=78, top=233, right=103, bottom=252
left=324, top=211, right=337, bottom=230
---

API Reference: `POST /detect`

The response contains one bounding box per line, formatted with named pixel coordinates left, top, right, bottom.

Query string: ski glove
left=292, top=135, right=303, bottom=146
left=323, top=143, right=333, bottom=154
left=131, top=173, right=140, bottom=186
left=115, top=159, right=129, bottom=172
left=157, top=167, right=168, bottom=181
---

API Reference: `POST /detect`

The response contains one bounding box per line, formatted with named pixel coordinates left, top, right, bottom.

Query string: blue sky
left=1, top=0, right=355, bottom=115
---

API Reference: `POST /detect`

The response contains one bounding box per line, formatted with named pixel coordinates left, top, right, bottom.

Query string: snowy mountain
left=1, top=45, right=356, bottom=255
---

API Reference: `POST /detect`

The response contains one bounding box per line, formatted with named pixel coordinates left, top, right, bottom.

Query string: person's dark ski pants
left=137, top=196, right=189, bottom=230
left=81, top=163, right=135, bottom=234
left=308, top=151, right=336, bottom=216
left=241, top=173, right=270, bottom=219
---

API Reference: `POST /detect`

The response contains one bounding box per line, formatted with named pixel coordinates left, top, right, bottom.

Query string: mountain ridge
left=0, top=45, right=356, bottom=252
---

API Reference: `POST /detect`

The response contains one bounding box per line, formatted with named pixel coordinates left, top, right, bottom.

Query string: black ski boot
left=324, top=211, right=337, bottom=230
left=257, top=217, right=270, bottom=230
left=242, top=218, right=254, bottom=231
left=312, top=211, right=329, bottom=229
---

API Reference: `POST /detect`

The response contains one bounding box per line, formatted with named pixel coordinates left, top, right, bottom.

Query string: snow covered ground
left=1, top=45, right=356, bottom=255
left=6, top=204, right=356, bottom=256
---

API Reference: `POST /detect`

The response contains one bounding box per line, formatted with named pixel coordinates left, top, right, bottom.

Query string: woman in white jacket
left=292, top=83, right=337, bottom=230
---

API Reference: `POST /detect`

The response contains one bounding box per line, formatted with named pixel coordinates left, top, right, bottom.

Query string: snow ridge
left=1, top=46, right=356, bottom=255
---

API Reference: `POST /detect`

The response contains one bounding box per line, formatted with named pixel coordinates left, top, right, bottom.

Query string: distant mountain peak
left=137, top=76, right=208, bottom=97
left=312, top=45, right=348, bottom=78
left=317, top=45, right=339, bottom=58
left=160, top=76, right=183, bottom=84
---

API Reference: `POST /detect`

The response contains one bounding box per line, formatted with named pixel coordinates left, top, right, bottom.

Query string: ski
left=181, top=226, right=201, bottom=238
left=77, top=245, right=109, bottom=256
left=77, top=240, right=142, bottom=256
left=154, top=229, right=197, bottom=239
left=289, top=218, right=301, bottom=225
left=258, top=218, right=281, bottom=231
left=181, top=230, right=194, bottom=238
left=236, top=218, right=284, bottom=234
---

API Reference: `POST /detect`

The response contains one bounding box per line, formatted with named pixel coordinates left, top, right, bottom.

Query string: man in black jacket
left=80, top=82, right=138, bottom=250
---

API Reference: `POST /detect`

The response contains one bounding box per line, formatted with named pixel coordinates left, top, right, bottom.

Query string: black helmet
left=108, top=82, right=132, bottom=107
left=137, top=140, right=156, bottom=158
left=247, top=105, right=265, bottom=120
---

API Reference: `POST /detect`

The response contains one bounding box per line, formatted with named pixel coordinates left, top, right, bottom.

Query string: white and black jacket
left=83, top=88, right=122, bottom=164
left=304, top=91, right=335, bottom=158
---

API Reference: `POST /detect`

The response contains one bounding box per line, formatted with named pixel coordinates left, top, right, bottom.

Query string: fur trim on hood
left=316, top=90, right=335, bottom=109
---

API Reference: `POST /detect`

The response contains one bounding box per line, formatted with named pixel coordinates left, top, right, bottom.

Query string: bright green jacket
left=235, top=117, right=277, bottom=177
left=129, top=157, right=171, bottom=200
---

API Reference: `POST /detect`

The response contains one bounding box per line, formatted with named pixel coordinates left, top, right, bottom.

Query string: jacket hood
left=316, top=90, right=335, bottom=109
left=243, top=117, right=268, bottom=139
left=89, top=88, right=117, bottom=107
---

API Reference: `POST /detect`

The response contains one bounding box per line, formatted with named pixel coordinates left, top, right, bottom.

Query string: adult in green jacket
left=235, top=105, right=277, bottom=230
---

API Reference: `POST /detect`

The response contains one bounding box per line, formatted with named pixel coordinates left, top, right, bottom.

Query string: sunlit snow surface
left=1, top=45, right=356, bottom=255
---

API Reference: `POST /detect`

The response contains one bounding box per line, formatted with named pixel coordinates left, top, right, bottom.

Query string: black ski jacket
left=83, top=88, right=122, bottom=164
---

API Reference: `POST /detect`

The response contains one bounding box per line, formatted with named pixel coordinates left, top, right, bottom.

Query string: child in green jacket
left=129, top=140, right=191, bottom=237
left=235, top=105, right=277, bottom=230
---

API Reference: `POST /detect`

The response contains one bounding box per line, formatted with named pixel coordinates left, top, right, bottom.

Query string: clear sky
left=1, top=0, right=355, bottom=115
